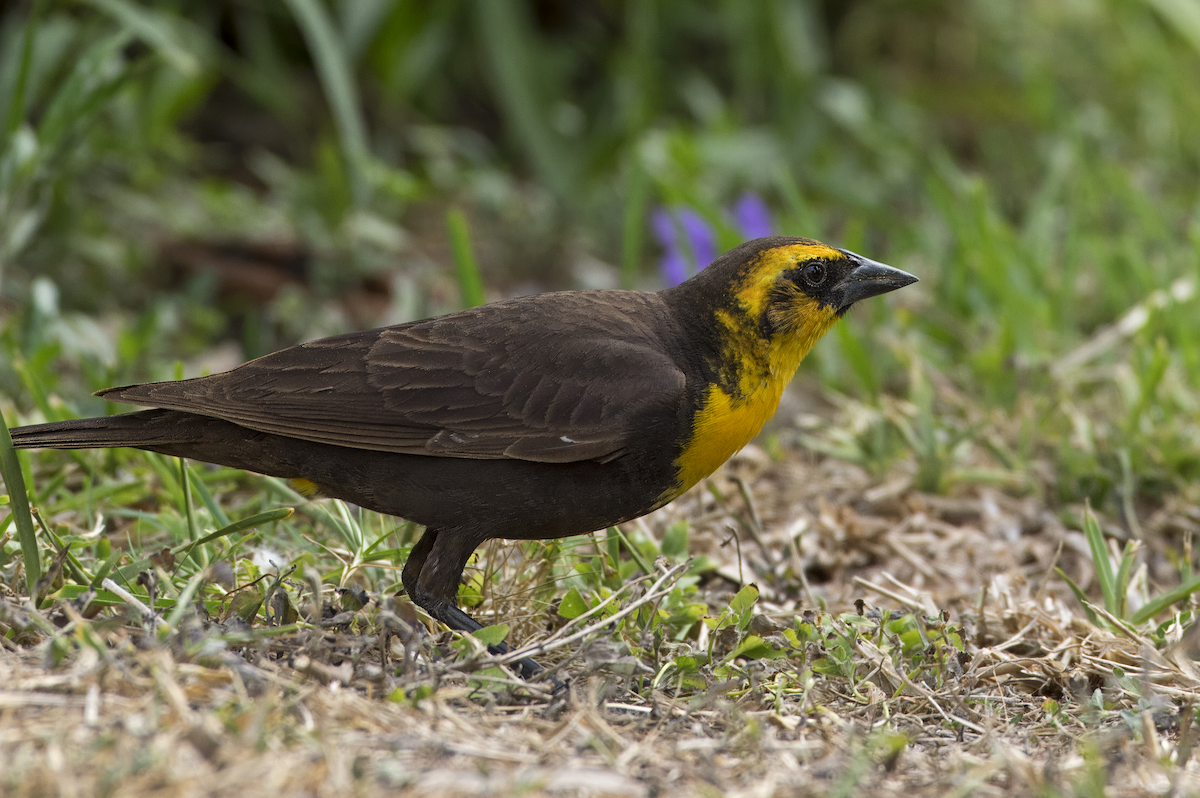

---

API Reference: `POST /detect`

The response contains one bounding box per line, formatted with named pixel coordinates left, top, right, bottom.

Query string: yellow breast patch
left=659, top=277, right=841, bottom=505
left=663, top=380, right=785, bottom=503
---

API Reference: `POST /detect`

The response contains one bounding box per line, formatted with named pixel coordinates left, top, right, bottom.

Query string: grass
left=3, top=0, right=1200, bottom=794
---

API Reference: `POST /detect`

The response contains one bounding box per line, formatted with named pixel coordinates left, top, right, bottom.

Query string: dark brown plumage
left=10, top=236, right=917, bottom=679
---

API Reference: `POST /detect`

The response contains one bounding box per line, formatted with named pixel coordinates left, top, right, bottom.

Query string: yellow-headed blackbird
left=11, top=236, right=916, bottom=676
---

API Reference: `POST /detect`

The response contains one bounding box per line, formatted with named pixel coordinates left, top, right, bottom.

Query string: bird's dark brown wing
left=98, top=291, right=687, bottom=464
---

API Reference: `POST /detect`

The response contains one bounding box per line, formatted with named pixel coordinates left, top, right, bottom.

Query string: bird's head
left=751, top=237, right=917, bottom=329
left=668, top=236, right=918, bottom=386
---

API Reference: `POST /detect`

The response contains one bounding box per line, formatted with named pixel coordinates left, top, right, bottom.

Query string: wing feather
left=98, top=291, right=687, bottom=463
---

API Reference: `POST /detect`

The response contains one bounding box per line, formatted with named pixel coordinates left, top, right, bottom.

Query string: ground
left=4, top=433, right=1199, bottom=797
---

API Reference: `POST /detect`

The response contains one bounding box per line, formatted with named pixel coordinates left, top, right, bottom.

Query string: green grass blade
left=2, top=0, right=45, bottom=146
left=40, top=520, right=92, bottom=587
left=193, top=508, right=294, bottom=546
left=621, top=160, right=650, bottom=289
left=1056, top=567, right=1103, bottom=628
left=0, top=409, right=41, bottom=589
left=162, top=568, right=209, bottom=635
left=90, top=548, right=123, bottom=590
left=11, top=355, right=55, bottom=423
left=331, top=499, right=366, bottom=557
left=143, top=452, right=184, bottom=507
left=774, top=166, right=821, bottom=237
left=177, top=458, right=209, bottom=569
left=172, top=508, right=294, bottom=568
left=446, top=208, right=486, bottom=308
left=609, top=525, right=653, bottom=577
left=284, top=0, right=369, bottom=205
left=113, top=508, right=293, bottom=584
left=835, top=322, right=878, bottom=398
left=36, top=30, right=136, bottom=164
left=1113, top=540, right=1137, bottom=620
left=1082, top=503, right=1118, bottom=616
left=1145, top=0, right=1200, bottom=55
left=474, top=0, right=573, bottom=199
left=180, top=458, right=198, bottom=544
left=336, top=0, right=392, bottom=62
left=1130, top=571, right=1200, bottom=626
left=83, top=0, right=200, bottom=75
left=188, top=471, right=230, bottom=529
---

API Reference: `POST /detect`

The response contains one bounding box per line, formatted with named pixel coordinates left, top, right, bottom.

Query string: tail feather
left=9, top=409, right=319, bottom=481
left=10, top=409, right=204, bottom=450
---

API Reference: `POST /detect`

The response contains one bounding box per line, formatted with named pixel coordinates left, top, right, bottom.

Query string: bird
left=10, top=236, right=916, bottom=678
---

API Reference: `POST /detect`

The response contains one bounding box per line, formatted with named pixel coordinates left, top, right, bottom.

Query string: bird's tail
left=9, top=409, right=317, bottom=482
left=9, top=409, right=203, bottom=450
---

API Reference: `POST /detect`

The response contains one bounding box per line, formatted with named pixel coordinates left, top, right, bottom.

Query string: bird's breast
left=658, top=378, right=785, bottom=506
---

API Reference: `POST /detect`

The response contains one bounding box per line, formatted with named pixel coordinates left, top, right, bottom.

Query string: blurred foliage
left=8, top=8, right=1200, bottom=766
left=2, top=0, right=1200, bottom=514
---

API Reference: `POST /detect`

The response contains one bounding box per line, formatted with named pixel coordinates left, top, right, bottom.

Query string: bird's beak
left=832, top=249, right=918, bottom=311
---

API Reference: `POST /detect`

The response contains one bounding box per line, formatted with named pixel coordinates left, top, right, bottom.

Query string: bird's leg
left=402, top=527, right=552, bottom=683
left=401, top=528, right=481, bottom=633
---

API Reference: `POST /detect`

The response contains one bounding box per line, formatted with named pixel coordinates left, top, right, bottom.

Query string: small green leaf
left=229, top=589, right=264, bottom=623
left=472, top=623, right=510, bottom=647
left=728, top=634, right=785, bottom=660
left=729, top=584, right=759, bottom=614
left=812, top=657, right=843, bottom=676
left=558, top=587, right=588, bottom=619
left=459, top=569, right=484, bottom=608
left=662, top=520, right=689, bottom=559
left=729, top=584, right=759, bottom=629
left=897, top=628, right=924, bottom=652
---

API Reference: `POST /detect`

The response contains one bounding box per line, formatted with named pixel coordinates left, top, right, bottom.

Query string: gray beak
left=831, top=249, right=918, bottom=311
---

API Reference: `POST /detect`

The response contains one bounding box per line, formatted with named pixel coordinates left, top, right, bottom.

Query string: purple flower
left=651, top=194, right=774, bottom=287
left=731, top=192, right=774, bottom=239
left=652, top=207, right=716, bottom=287
left=678, top=208, right=716, bottom=273
left=651, top=208, right=688, bottom=287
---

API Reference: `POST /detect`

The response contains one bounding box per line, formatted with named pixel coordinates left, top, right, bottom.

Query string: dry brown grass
left=4, top=439, right=1200, bottom=797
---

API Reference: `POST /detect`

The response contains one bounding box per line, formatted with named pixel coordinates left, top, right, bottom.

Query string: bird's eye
left=801, top=261, right=827, bottom=287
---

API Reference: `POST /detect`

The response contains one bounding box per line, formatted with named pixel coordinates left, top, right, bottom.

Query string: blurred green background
left=3, top=0, right=1200, bottom=513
